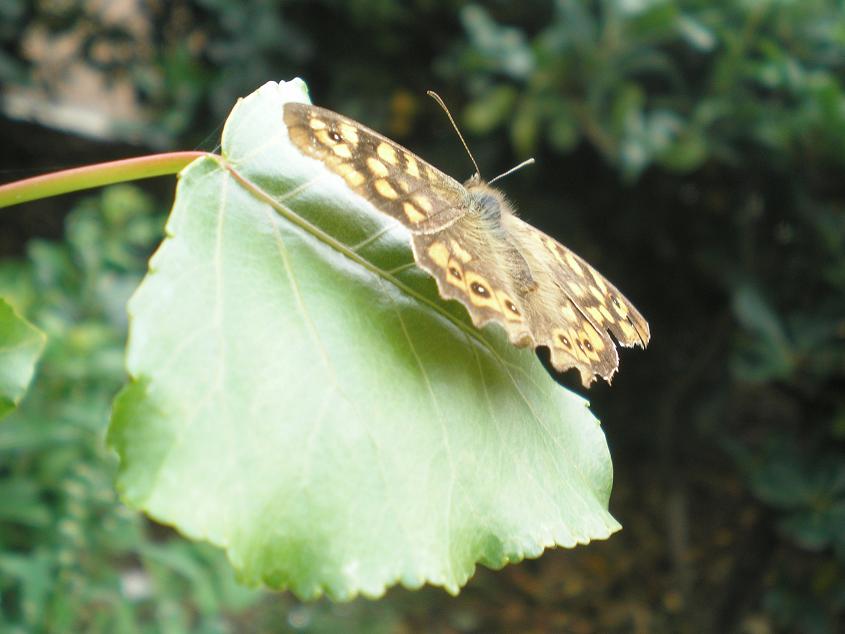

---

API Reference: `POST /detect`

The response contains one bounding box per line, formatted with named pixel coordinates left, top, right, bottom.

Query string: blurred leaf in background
left=0, top=298, right=44, bottom=420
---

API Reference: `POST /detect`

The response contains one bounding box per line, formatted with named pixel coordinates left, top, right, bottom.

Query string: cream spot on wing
left=562, top=304, right=578, bottom=323
left=413, top=195, right=433, bottom=213
left=377, top=143, right=399, bottom=165
left=332, top=143, right=352, bottom=158
left=587, top=306, right=605, bottom=324
left=427, top=241, right=449, bottom=268
left=339, top=123, right=359, bottom=145
left=397, top=180, right=411, bottom=193
left=600, top=305, right=616, bottom=323
left=589, top=285, right=605, bottom=301
left=405, top=155, right=420, bottom=178
left=374, top=179, right=399, bottom=199
left=567, top=281, right=586, bottom=297
left=565, top=252, right=583, bottom=276
left=546, top=239, right=566, bottom=266
left=591, top=271, right=608, bottom=294
left=403, top=202, right=426, bottom=224
left=341, top=168, right=366, bottom=188
left=308, top=118, right=327, bottom=130
left=367, top=157, right=389, bottom=178
left=449, top=239, right=472, bottom=263
left=619, top=319, right=637, bottom=340
left=334, top=162, right=354, bottom=177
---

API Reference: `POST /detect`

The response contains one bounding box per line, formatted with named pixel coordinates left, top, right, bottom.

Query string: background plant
left=1, top=0, right=844, bottom=632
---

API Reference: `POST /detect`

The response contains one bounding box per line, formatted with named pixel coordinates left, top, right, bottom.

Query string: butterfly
left=282, top=97, right=649, bottom=387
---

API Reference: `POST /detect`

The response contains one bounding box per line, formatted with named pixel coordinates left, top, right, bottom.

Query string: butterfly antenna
left=488, top=158, right=535, bottom=185
left=426, top=90, right=481, bottom=179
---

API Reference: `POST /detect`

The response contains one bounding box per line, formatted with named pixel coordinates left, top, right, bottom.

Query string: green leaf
left=0, top=551, right=52, bottom=625
left=731, top=285, right=794, bottom=380
left=464, top=85, right=518, bottom=134
left=108, top=79, right=620, bottom=600
left=510, top=97, right=541, bottom=156
left=658, top=127, right=707, bottom=172
left=547, top=102, right=579, bottom=153
left=460, top=5, right=534, bottom=79
left=0, top=297, right=46, bottom=420
left=676, top=14, right=716, bottom=52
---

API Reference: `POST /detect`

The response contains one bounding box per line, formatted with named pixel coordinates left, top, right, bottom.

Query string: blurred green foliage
left=1, top=0, right=844, bottom=631
left=0, top=188, right=261, bottom=632
left=0, top=298, right=44, bottom=419
left=457, top=1, right=845, bottom=177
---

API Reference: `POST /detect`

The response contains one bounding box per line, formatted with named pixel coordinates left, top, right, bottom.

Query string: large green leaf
left=108, top=79, right=620, bottom=600
left=0, top=297, right=46, bottom=420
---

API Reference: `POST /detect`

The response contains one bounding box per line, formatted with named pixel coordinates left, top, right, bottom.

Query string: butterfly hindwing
left=503, top=214, right=649, bottom=385
left=411, top=215, right=534, bottom=348
left=412, top=211, right=627, bottom=387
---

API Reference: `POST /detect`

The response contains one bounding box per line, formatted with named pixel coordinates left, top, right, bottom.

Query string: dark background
left=1, top=1, right=843, bottom=632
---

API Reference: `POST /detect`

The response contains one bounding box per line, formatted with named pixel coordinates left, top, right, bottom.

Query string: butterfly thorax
left=463, top=177, right=510, bottom=226
left=458, top=177, right=541, bottom=296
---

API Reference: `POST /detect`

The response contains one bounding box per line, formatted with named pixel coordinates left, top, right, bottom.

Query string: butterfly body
left=283, top=101, right=649, bottom=387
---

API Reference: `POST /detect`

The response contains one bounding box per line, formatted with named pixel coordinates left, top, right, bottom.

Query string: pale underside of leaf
left=108, top=80, right=620, bottom=600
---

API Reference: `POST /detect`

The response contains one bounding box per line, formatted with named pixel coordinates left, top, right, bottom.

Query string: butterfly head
left=464, top=177, right=512, bottom=225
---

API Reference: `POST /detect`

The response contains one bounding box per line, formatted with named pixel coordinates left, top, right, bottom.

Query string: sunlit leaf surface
left=108, top=80, right=619, bottom=600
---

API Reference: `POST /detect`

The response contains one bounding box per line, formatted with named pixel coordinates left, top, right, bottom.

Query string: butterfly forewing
left=412, top=209, right=630, bottom=387
left=504, top=213, right=650, bottom=349
left=283, top=102, right=467, bottom=233
left=502, top=216, right=647, bottom=385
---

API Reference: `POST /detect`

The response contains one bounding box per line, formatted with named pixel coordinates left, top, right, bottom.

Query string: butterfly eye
left=328, top=131, right=342, bottom=143
left=583, top=339, right=594, bottom=351
left=610, top=293, right=621, bottom=308
left=505, top=300, right=519, bottom=315
left=558, top=334, right=572, bottom=348
left=470, top=282, right=489, bottom=297
left=448, top=266, right=462, bottom=280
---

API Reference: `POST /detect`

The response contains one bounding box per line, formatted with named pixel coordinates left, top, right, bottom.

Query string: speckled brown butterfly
left=283, top=95, right=650, bottom=387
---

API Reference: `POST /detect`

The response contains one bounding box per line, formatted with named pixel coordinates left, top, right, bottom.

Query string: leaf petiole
left=0, top=152, right=207, bottom=209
